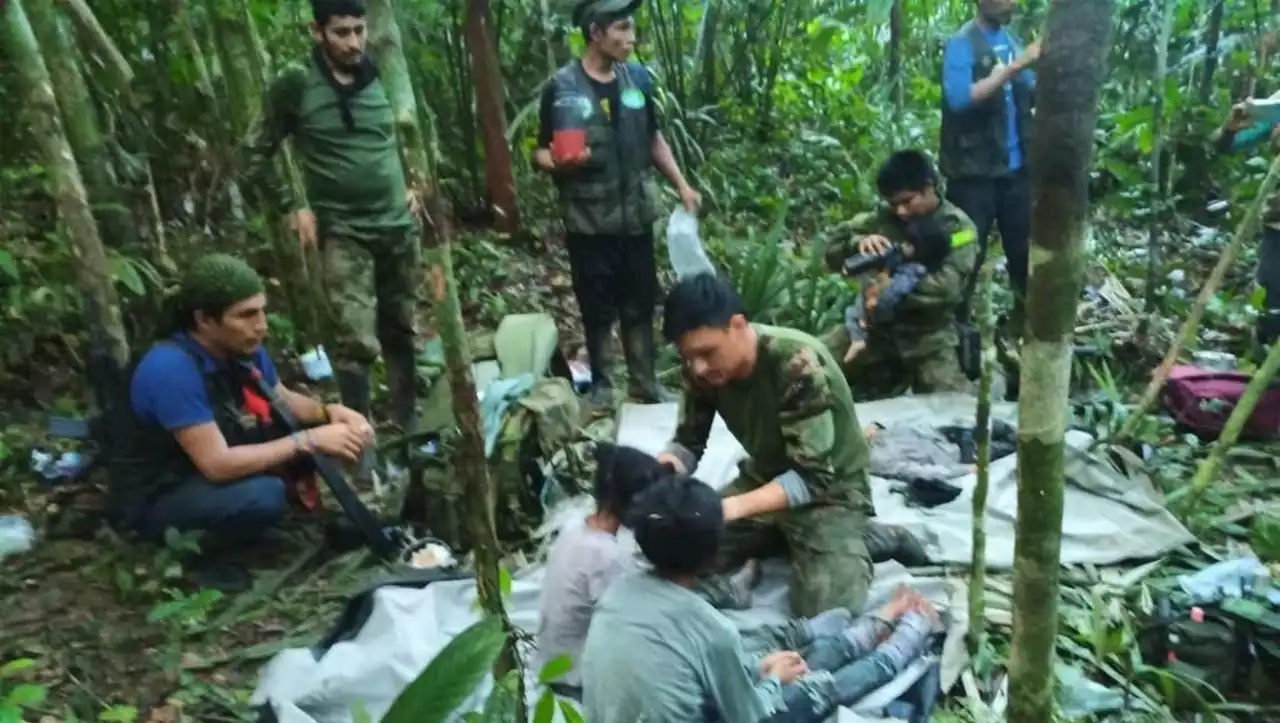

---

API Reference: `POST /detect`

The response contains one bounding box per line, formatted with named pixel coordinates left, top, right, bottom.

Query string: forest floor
left=2, top=228, right=1279, bottom=722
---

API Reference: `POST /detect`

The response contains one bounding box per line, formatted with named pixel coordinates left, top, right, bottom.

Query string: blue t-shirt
left=942, top=25, right=1036, bottom=171
left=129, top=333, right=280, bottom=432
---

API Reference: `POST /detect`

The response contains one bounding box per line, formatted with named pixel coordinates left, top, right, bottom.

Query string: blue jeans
left=136, top=474, right=287, bottom=542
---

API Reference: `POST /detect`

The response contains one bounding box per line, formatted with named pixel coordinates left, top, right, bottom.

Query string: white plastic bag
left=666, top=207, right=715, bottom=278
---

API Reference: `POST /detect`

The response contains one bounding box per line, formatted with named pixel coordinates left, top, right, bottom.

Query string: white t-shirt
left=534, top=516, right=629, bottom=687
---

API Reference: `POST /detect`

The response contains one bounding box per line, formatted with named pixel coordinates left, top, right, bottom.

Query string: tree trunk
left=1198, top=0, right=1225, bottom=105
left=1143, top=0, right=1176, bottom=313
left=1008, top=1, right=1113, bottom=720
left=888, top=0, right=904, bottom=107
left=968, top=260, right=994, bottom=656
left=28, top=0, right=139, bottom=252
left=465, top=0, right=520, bottom=234
left=366, top=0, right=520, bottom=708
left=56, top=0, right=134, bottom=90
left=3, top=0, right=130, bottom=381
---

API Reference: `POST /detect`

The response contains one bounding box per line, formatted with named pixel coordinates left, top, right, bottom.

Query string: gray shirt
left=534, top=516, right=627, bottom=687
left=582, top=572, right=784, bottom=723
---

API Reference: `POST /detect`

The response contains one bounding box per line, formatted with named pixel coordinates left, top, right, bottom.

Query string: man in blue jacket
left=939, top=0, right=1039, bottom=340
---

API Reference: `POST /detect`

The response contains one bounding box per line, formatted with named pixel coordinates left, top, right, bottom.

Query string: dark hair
left=905, top=215, right=953, bottom=273
left=573, top=1, right=636, bottom=43
left=592, top=443, right=665, bottom=520
left=661, top=273, right=746, bottom=344
left=875, top=150, right=938, bottom=198
left=312, top=0, right=366, bottom=27
left=624, top=474, right=724, bottom=575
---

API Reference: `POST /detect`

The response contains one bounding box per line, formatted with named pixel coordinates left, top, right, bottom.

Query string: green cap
left=572, top=0, right=642, bottom=26
left=180, top=253, right=266, bottom=315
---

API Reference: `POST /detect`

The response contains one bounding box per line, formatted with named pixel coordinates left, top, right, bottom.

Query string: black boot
left=1254, top=311, right=1280, bottom=363
left=336, top=366, right=377, bottom=481
left=621, top=322, right=677, bottom=404
left=383, top=343, right=420, bottom=434
left=583, top=325, right=615, bottom=407
left=863, top=523, right=931, bottom=567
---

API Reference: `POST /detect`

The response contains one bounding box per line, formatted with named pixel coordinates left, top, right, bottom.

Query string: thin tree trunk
left=889, top=0, right=904, bottom=107
left=1143, top=0, right=1176, bottom=313
left=172, top=0, right=217, bottom=102
left=968, top=261, right=994, bottom=656
left=28, top=0, right=139, bottom=252
left=56, top=0, right=134, bottom=90
left=1198, top=0, right=1225, bottom=105
left=466, top=0, right=520, bottom=234
left=1008, top=1, right=1113, bottom=720
left=3, top=0, right=130, bottom=381
left=367, top=0, right=520, bottom=711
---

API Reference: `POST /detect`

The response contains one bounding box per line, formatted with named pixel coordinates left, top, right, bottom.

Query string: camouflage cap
left=572, top=0, right=643, bottom=26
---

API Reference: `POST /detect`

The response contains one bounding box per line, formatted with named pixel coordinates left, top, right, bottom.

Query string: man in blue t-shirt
left=939, top=0, right=1039, bottom=343
left=110, top=254, right=373, bottom=588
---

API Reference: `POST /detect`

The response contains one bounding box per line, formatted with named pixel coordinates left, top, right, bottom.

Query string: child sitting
left=533, top=442, right=662, bottom=699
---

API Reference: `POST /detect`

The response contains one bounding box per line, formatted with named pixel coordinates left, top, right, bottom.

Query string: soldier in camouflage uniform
left=655, top=274, right=929, bottom=617
left=532, top=0, right=701, bottom=407
left=1213, top=102, right=1280, bottom=359
left=823, top=151, right=979, bottom=400
left=244, top=0, right=420, bottom=443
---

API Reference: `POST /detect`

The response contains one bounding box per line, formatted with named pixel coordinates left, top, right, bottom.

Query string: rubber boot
left=580, top=324, right=615, bottom=407
left=336, top=366, right=377, bottom=482
left=621, top=322, right=677, bottom=403
left=383, top=343, right=420, bottom=434
left=863, top=523, right=931, bottom=567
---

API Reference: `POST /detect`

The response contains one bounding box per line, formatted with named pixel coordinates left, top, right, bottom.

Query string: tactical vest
left=108, top=339, right=276, bottom=513
left=551, top=61, right=659, bottom=237
left=938, top=21, right=1035, bottom=181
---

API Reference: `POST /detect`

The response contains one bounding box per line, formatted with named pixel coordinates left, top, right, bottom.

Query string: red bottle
left=551, top=95, right=589, bottom=164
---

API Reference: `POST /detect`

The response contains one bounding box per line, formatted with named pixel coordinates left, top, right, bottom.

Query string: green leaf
left=352, top=701, right=373, bottom=723
left=499, top=566, right=512, bottom=599
left=532, top=691, right=556, bottom=723
left=381, top=616, right=506, bottom=723
left=99, top=705, right=139, bottom=722
left=0, top=659, right=35, bottom=678
left=537, top=654, right=573, bottom=684
left=6, top=684, right=46, bottom=707
left=557, top=699, right=586, bottom=723
left=0, top=251, right=19, bottom=282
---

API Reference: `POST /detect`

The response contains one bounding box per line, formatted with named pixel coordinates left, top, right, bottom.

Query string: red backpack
left=1161, top=365, right=1280, bottom=441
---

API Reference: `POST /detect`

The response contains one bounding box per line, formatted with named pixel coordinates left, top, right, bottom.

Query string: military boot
left=621, top=322, right=678, bottom=404
left=336, top=366, right=377, bottom=482
left=863, top=522, right=932, bottom=567
left=1253, top=310, right=1280, bottom=364
left=383, top=343, right=420, bottom=434
left=582, top=325, right=615, bottom=408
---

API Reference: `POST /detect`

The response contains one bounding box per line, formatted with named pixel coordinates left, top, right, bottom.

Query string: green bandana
left=180, top=253, right=266, bottom=315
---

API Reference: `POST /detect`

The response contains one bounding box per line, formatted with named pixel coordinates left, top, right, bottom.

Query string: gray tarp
left=251, top=393, right=1194, bottom=723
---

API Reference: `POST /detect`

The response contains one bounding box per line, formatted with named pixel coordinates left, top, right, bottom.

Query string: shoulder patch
left=950, top=227, right=977, bottom=248
left=776, top=344, right=837, bottom=421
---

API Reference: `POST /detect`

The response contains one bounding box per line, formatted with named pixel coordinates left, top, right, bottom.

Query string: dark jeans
left=947, top=171, right=1032, bottom=296
left=1259, top=227, right=1280, bottom=346
left=565, top=231, right=658, bottom=330
left=133, top=474, right=288, bottom=543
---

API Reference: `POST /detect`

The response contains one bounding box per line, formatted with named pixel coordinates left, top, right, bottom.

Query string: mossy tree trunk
left=1008, top=0, right=1113, bottom=720
left=367, top=0, right=518, bottom=706
left=3, top=0, right=130, bottom=386
left=968, top=260, right=994, bottom=655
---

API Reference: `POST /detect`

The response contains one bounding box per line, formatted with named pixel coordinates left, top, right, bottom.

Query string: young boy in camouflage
left=244, top=0, right=420, bottom=446
left=824, top=150, right=980, bottom=399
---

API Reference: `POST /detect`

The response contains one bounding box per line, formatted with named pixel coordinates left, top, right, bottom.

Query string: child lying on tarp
left=580, top=474, right=938, bottom=723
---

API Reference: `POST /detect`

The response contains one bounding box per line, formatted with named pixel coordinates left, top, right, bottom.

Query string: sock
left=876, top=611, right=932, bottom=673
left=804, top=607, right=853, bottom=639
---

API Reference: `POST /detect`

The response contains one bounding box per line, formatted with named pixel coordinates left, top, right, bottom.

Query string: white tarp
left=252, top=393, right=1194, bottom=723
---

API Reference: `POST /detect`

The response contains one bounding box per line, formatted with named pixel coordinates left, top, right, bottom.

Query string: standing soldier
left=939, top=0, right=1038, bottom=342
left=533, top=0, right=701, bottom=406
left=244, top=0, right=420, bottom=452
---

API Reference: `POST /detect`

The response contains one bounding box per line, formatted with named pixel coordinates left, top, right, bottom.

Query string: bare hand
left=912, top=596, right=941, bottom=626
left=721, top=496, right=744, bottom=523
left=759, top=651, right=808, bottom=684
left=843, top=339, right=867, bottom=363
left=307, top=423, right=366, bottom=461
left=540, top=146, right=592, bottom=172
left=406, top=188, right=423, bottom=219
left=877, top=585, right=916, bottom=621
left=857, top=235, right=892, bottom=256
left=325, top=404, right=374, bottom=442
left=291, top=208, right=318, bottom=250
left=655, top=452, right=688, bottom=474
left=1015, top=40, right=1041, bottom=70
left=679, top=184, right=702, bottom=213
left=1226, top=103, right=1251, bottom=133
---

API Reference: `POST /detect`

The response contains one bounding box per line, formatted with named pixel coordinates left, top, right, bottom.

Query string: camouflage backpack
left=405, top=314, right=582, bottom=553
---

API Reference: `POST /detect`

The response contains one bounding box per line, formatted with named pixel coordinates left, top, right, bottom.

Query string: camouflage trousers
left=821, top=325, right=971, bottom=402
left=697, top=477, right=873, bottom=618
left=320, top=223, right=423, bottom=373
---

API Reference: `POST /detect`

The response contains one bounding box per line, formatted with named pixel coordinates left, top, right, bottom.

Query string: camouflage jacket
left=663, top=324, right=873, bottom=514
left=1213, top=120, right=1280, bottom=229
left=825, top=201, right=979, bottom=355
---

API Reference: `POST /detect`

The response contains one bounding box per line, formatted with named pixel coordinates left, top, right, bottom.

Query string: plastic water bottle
left=0, top=516, right=34, bottom=562
left=666, top=208, right=715, bottom=278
